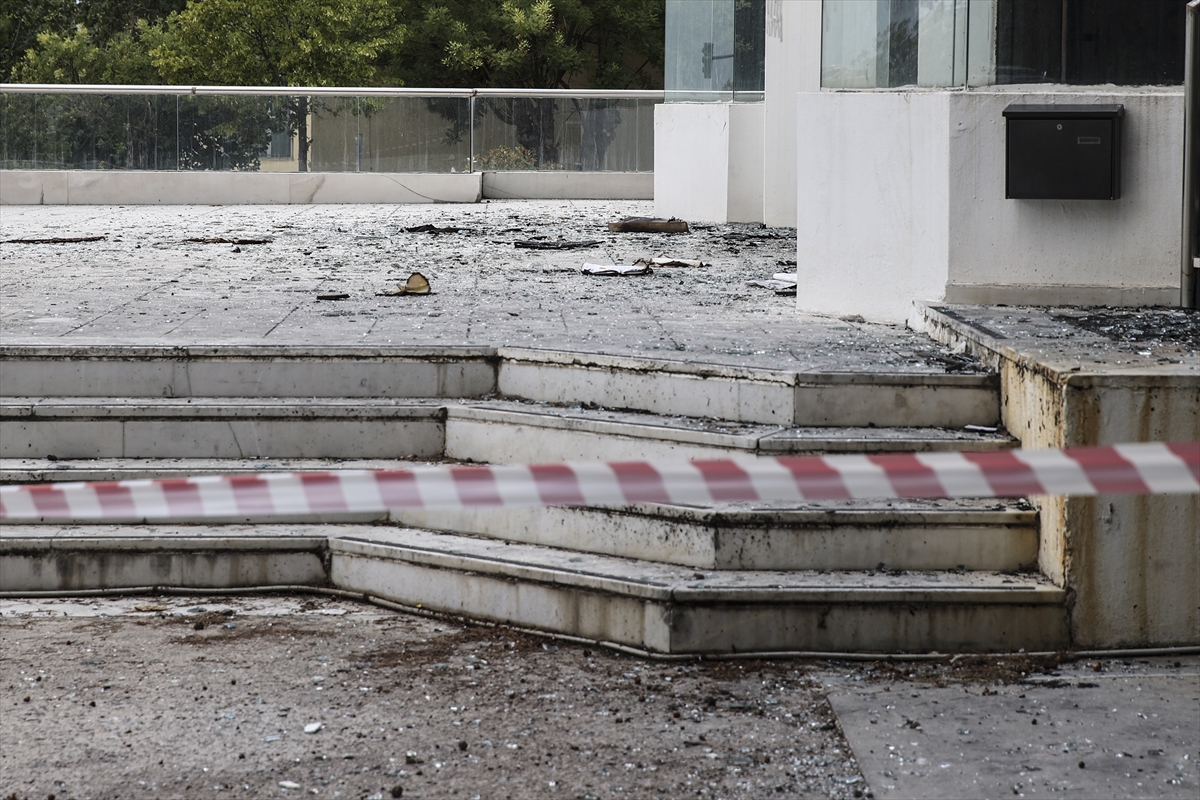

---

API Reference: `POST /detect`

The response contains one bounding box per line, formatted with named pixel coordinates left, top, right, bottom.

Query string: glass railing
left=0, top=86, right=661, bottom=173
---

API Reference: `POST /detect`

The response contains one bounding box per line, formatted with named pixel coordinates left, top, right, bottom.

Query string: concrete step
left=0, top=397, right=1014, bottom=461
left=0, top=345, right=497, bottom=399
left=496, top=347, right=1000, bottom=427
left=392, top=499, right=1038, bottom=572
left=444, top=400, right=1015, bottom=463
left=0, top=525, right=1068, bottom=654
left=0, top=398, right=446, bottom=459
left=0, top=456, right=1036, bottom=570
left=0, top=344, right=1000, bottom=427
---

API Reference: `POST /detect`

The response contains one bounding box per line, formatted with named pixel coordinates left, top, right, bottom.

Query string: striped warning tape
left=0, top=442, right=1196, bottom=521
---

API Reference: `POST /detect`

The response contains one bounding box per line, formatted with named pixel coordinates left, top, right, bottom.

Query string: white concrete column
left=763, top=0, right=821, bottom=228
left=654, top=102, right=765, bottom=224
left=795, top=91, right=952, bottom=323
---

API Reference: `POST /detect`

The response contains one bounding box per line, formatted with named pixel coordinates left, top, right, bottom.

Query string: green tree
left=392, top=0, right=663, bottom=167
left=151, top=0, right=401, bottom=171
left=1, top=0, right=186, bottom=82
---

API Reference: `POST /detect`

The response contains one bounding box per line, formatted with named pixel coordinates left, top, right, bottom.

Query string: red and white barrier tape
left=1, top=442, right=1196, bottom=521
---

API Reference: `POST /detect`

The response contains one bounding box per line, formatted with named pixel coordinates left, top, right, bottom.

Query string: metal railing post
left=1184, top=1, right=1200, bottom=308
left=469, top=92, right=476, bottom=173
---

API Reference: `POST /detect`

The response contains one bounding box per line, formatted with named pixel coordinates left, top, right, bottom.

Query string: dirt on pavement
left=1, top=595, right=867, bottom=800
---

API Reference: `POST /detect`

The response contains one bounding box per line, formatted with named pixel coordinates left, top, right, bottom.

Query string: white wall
left=763, top=0, right=821, bottom=228
left=654, top=103, right=730, bottom=222
left=795, top=88, right=1184, bottom=321
left=945, top=89, right=1183, bottom=306
left=795, top=91, right=952, bottom=321
left=727, top=103, right=766, bottom=223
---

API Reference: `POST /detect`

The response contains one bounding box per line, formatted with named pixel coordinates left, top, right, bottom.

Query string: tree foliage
left=5, top=0, right=663, bottom=89
left=393, top=0, right=663, bottom=90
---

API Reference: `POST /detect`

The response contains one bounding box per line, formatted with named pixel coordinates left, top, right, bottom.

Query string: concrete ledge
left=914, top=303, right=1200, bottom=648
left=945, top=283, right=1182, bottom=308
left=0, top=170, right=483, bottom=205
left=481, top=171, right=653, bottom=200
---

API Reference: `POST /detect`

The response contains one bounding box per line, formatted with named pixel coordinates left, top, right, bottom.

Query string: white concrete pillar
left=763, top=0, right=821, bottom=228
left=653, top=102, right=765, bottom=224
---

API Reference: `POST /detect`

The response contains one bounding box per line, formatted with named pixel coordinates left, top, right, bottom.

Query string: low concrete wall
left=0, top=170, right=483, bottom=204
left=481, top=171, right=652, bottom=200
left=917, top=305, right=1200, bottom=648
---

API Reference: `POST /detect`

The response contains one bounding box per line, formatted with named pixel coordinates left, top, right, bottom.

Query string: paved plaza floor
left=1, top=201, right=973, bottom=373
left=2, top=597, right=1197, bottom=800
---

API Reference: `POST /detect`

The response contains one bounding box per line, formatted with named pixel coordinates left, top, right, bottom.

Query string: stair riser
left=0, top=419, right=445, bottom=459
left=332, top=551, right=1067, bottom=653
left=1, top=410, right=1014, bottom=461
left=392, top=507, right=1038, bottom=572
left=499, top=362, right=1000, bottom=427
left=445, top=415, right=1014, bottom=463
left=0, top=358, right=496, bottom=399
left=0, top=540, right=326, bottom=592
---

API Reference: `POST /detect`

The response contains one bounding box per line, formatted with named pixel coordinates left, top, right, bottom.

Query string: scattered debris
left=748, top=272, right=798, bottom=296
left=378, top=272, right=432, bottom=296
left=514, top=239, right=602, bottom=250
left=184, top=237, right=272, bottom=245
left=304, top=722, right=324, bottom=734
left=404, top=224, right=462, bottom=234
left=316, top=293, right=350, bottom=301
left=1053, top=308, right=1200, bottom=347
left=133, top=604, right=169, bottom=613
left=963, top=424, right=1000, bottom=433
left=642, top=257, right=709, bottom=268
left=607, top=217, right=689, bottom=234
left=4, top=235, right=107, bottom=244
left=912, top=349, right=981, bottom=372
left=279, top=781, right=302, bottom=789
left=777, top=259, right=798, bottom=267
left=722, top=230, right=785, bottom=241
left=581, top=263, right=652, bottom=277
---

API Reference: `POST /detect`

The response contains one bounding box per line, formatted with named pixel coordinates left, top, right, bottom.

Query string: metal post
left=356, top=133, right=363, bottom=172
left=1184, top=1, right=1200, bottom=308
left=469, top=93, right=476, bottom=173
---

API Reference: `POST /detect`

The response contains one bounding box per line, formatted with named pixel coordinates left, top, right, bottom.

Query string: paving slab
left=0, top=202, right=984, bottom=374
left=827, top=657, right=1200, bottom=800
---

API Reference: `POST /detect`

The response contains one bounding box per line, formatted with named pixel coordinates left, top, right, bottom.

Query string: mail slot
left=1002, top=104, right=1124, bottom=200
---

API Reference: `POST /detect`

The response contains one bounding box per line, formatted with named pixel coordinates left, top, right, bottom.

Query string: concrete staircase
left=0, top=345, right=1069, bottom=654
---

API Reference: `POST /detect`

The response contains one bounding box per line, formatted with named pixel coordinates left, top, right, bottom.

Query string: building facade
left=655, top=0, right=1189, bottom=321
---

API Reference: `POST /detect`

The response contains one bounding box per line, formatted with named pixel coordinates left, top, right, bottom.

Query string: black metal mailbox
left=1002, top=104, right=1124, bottom=200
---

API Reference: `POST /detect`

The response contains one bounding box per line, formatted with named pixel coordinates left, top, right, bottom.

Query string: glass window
left=665, top=0, right=765, bottom=101
left=995, top=0, right=1185, bottom=85
left=821, top=0, right=1186, bottom=89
